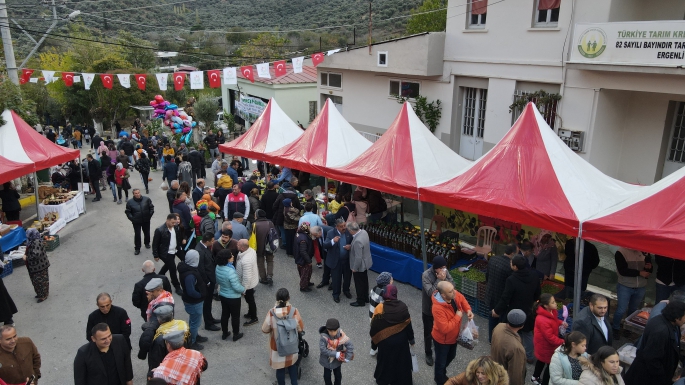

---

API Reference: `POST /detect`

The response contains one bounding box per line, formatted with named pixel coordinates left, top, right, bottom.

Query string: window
left=462, top=88, right=487, bottom=139
left=389, top=80, right=420, bottom=99
left=511, top=90, right=559, bottom=129
left=378, top=51, right=388, bottom=67
left=309, top=101, right=317, bottom=123
left=320, top=72, right=342, bottom=88
left=534, top=0, right=560, bottom=27
left=668, top=102, right=685, bottom=163
left=468, top=0, right=487, bottom=28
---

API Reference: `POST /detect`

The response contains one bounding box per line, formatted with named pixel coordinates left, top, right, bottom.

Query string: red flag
left=207, top=70, right=221, bottom=88
left=19, top=77, right=27, bottom=84
left=20, top=69, right=33, bottom=82
left=274, top=60, right=287, bottom=77
left=100, top=74, right=113, bottom=89
left=173, top=72, right=185, bottom=91
left=134, top=74, right=147, bottom=90
left=62, top=72, right=75, bottom=87
left=312, top=52, right=325, bottom=67
left=240, top=66, right=254, bottom=83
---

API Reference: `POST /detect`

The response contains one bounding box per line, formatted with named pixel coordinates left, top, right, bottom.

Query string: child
left=369, top=272, right=393, bottom=356
left=319, top=318, right=354, bottom=385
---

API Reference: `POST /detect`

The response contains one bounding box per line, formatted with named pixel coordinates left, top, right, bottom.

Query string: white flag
left=190, top=71, right=204, bottom=89
left=117, top=74, right=131, bottom=88
left=156, top=73, right=169, bottom=91
left=327, top=49, right=341, bottom=56
left=82, top=73, right=95, bottom=90
left=42, top=70, right=55, bottom=83
left=223, top=67, right=237, bottom=85
left=292, top=57, right=304, bottom=73
left=256, top=63, right=271, bottom=79
left=73, top=75, right=81, bottom=83
left=29, top=78, right=38, bottom=83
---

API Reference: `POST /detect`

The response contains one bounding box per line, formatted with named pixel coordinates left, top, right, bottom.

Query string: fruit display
left=41, top=191, right=78, bottom=205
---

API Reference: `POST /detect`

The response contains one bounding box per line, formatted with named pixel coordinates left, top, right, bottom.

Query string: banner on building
left=234, top=94, right=267, bottom=123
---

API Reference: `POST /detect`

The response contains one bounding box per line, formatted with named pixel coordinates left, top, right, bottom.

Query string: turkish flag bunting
left=312, top=52, right=325, bottom=67
left=274, top=60, right=287, bottom=77
left=173, top=72, right=185, bottom=91
left=20, top=69, right=34, bottom=83
left=19, top=77, right=27, bottom=84
left=240, top=66, right=255, bottom=83
left=100, top=74, right=113, bottom=89
left=207, top=70, right=221, bottom=88
left=62, top=72, right=75, bottom=87
left=135, top=74, right=147, bottom=90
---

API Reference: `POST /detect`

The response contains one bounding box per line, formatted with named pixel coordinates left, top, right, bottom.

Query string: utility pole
left=0, top=0, right=19, bottom=84
left=17, top=0, right=61, bottom=69
left=368, top=1, right=372, bottom=55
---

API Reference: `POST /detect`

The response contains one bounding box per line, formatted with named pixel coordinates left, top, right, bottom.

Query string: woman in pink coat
left=532, top=293, right=566, bottom=385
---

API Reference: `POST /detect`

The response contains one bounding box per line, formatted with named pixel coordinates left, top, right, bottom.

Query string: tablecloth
left=48, top=218, right=66, bottom=235
left=370, top=242, right=425, bottom=290
left=38, top=192, right=84, bottom=222
left=0, top=227, right=26, bottom=252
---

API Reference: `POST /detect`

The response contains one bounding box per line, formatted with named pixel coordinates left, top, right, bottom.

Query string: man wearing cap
left=86, top=293, right=132, bottom=350
left=431, top=281, right=472, bottom=385
left=146, top=278, right=175, bottom=322
left=347, top=221, right=373, bottom=308
left=368, top=272, right=393, bottom=356
left=324, top=218, right=354, bottom=303
left=139, top=305, right=189, bottom=370
left=230, top=212, right=250, bottom=241
left=152, top=213, right=185, bottom=295
left=177, top=249, right=207, bottom=350
left=195, top=233, right=221, bottom=331
left=421, top=255, right=454, bottom=367
left=224, top=183, right=250, bottom=221
left=74, top=323, right=134, bottom=385
left=152, top=330, right=208, bottom=385
left=491, top=309, right=528, bottom=385
left=132, top=260, right=172, bottom=321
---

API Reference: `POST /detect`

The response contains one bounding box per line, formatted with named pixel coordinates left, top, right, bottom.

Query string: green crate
left=45, top=234, right=60, bottom=251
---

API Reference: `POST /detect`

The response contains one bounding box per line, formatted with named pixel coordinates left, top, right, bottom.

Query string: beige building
left=317, top=0, right=685, bottom=185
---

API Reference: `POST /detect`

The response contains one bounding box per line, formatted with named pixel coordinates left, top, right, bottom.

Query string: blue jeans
left=433, top=340, right=457, bottom=385
left=279, top=225, right=287, bottom=249
left=612, top=284, right=646, bottom=330
left=184, top=301, right=204, bottom=344
left=128, top=155, right=133, bottom=165
left=488, top=314, right=499, bottom=343
left=519, top=330, right=534, bottom=361
left=276, top=365, right=298, bottom=385
left=109, top=181, right=118, bottom=200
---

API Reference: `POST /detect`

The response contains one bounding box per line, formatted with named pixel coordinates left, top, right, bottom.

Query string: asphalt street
left=4, top=151, right=534, bottom=384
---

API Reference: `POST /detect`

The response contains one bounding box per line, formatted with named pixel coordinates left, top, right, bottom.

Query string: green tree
left=237, top=33, right=289, bottom=61
left=0, top=81, right=38, bottom=126
left=194, top=96, right=219, bottom=130
left=117, top=31, right=157, bottom=70
left=406, top=0, right=447, bottom=34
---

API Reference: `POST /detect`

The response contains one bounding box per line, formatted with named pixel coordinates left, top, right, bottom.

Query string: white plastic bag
left=457, top=320, right=479, bottom=350
left=160, top=181, right=169, bottom=191
left=410, top=346, right=419, bottom=373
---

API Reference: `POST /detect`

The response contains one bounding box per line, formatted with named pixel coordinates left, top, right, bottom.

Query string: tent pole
left=418, top=199, right=427, bottom=271
left=80, top=158, right=86, bottom=214
left=573, top=224, right=585, bottom=317
left=324, top=177, right=328, bottom=210
left=33, top=172, right=40, bottom=221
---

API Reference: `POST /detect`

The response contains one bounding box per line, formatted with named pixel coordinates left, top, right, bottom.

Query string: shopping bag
left=248, top=224, right=258, bottom=249
left=457, top=319, right=479, bottom=350
left=410, top=346, right=419, bottom=373
left=160, top=181, right=169, bottom=191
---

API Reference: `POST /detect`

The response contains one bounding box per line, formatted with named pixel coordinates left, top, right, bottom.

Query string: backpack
left=266, top=225, right=280, bottom=253
left=272, top=307, right=299, bottom=357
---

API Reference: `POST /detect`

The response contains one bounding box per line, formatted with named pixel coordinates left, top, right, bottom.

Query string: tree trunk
left=93, top=119, right=103, bottom=136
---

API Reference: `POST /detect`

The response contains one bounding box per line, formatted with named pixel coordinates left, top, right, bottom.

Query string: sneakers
left=531, top=376, right=541, bottom=385
left=316, top=263, right=322, bottom=268
left=370, top=348, right=378, bottom=356
left=117, top=199, right=122, bottom=204
left=243, top=318, right=258, bottom=327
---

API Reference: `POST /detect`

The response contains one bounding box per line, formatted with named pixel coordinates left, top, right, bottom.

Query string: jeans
left=133, top=222, right=151, bottom=250
left=488, top=314, right=500, bottom=343
left=519, top=330, right=534, bottom=361
left=91, top=179, right=102, bottom=199
left=368, top=212, right=383, bottom=222
left=323, top=366, right=341, bottom=385
left=117, top=186, right=129, bottom=201
left=241, top=157, right=249, bottom=170
left=209, top=148, right=220, bottom=159
left=128, top=155, right=133, bottom=165
left=109, top=181, right=118, bottom=200
left=244, top=288, right=257, bottom=319
left=220, top=296, right=241, bottom=335
left=533, top=360, right=550, bottom=384
left=422, top=313, right=434, bottom=356
left=279, top=225, right=287, bottom=249
left=433, top=340, right=457, bottom=385
left=613, top=284, right=646, bottom=330
left=276, top=365, right=298, bottom=385
left=184, top=301, right=204, bottom=344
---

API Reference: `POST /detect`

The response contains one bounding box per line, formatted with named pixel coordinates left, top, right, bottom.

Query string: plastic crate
left=477, top=282, right=486, bottom=301
left=45, top=235, right=60, bottom=251
left=450, top=270, right=463, bottom=292
left=464, top=294, right=478, bottom=311
left=0, top=262, right=13, bottom=278
left=461, top=277, right=478, bottom=298
left=475, top=299, right=491, bottom=319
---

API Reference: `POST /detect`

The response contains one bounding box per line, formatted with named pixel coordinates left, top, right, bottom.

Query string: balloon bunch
left=150, top=95, right=195, bottom=142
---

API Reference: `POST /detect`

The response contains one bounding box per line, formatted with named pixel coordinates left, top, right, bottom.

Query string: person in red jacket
left=532, top=293, right=566, bottom=385
left=431, top=281, right=473, bottom=385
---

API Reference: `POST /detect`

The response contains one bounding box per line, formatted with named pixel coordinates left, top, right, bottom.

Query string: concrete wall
left=608, top=0, right=685, bottom=22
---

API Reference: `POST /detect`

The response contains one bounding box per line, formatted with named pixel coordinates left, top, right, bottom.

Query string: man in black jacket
left=188, top=148, right=205, bottom=187
left=177, top=250, right=207, bottom=350
left=195, top=232, right=220, bottom=331
left=74, top=323, right=133, bottom=385
left=192, top=179, right=204, bottom=205
left=86, top=154, right=101, bottom=202
left=556, top=238, right=600, bottom=300
left=152, top=213, right=184, bottom=293
left=272, top=179, right=301, bottom=250
left=167, top=180, right=178, bottom=214
left=204, top=132, right=219, bottom=159
left=125, top=188, right=155, bottom=255
left=572, top=293, right=612, bottom=355
left=85, top=293, right=132, bottom=350
left=241, top=175, right=260, bottom=196
left=484, top=243, right=517, bottom=342
left=131, top=260, right=171, bottom=321
left=120, top=137, right=134, bottom=165
left=259, top=181, right=279, bottom=220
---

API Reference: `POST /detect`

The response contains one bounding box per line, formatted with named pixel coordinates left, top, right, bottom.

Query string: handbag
left=122, top=178, right=131, bottom=190
left=248, top=223, right=258, bottom=250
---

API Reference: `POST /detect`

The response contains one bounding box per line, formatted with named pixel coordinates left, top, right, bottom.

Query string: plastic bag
left=457, top=320, right=479, bottom=350
left=410, top=346, right=419, bottom=372
left=160, top=181, right=169, bottom=191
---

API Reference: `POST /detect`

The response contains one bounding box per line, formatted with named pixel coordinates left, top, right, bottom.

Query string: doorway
left=459, top=87, right=487, bottom=160
left=662, top=101, right=685, bottom=178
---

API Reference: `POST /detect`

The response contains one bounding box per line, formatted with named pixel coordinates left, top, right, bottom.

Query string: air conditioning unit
left=558, top=129, right=585, bottom=152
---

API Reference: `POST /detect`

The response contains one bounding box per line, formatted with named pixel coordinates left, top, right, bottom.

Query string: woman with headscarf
left=282, top=198, right=301, bottom=259
left=114, top=162, right=131, bottom=204
left=534, top=230, right=558, bottom=281
left=294, top=222, right=314, bottom=292
left=370, top=284, right=415, bottom=385
left=107, top=143, right=118, bottom=163
left=97, top=140, right=108, bottom=160
left=23, top=228, right=50, bottom=303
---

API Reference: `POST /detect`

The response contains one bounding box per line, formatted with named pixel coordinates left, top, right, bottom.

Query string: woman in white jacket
left=236, top=239, right=260, bottom=325
left=550, top=331, right=589, bottom=385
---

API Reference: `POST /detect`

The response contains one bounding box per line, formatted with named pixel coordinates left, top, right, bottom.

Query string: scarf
left=297, top=222, right=310, bottom=234
left=533, top=230, right=555, bottom=255
left=146, top=291, right=175, bottom=321
left=26, top=228, right=41, bottom=246
left=154, top=319, right=190, bottom=341
left=370, top=300, right=411, bottom=345
left=326, top=330, right=350, bottom=363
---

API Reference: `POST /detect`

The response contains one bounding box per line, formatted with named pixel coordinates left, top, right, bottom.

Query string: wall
left=608, top=0, right=685, bottom=22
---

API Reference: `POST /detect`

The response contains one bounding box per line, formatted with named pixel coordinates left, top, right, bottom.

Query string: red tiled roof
left=236, top=64, right=317, bottom=85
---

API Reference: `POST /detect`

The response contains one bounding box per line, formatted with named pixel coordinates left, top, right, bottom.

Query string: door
left=663, top=101, right=685, bottom=178
left=459, top=87, right=487, bottom=160
left=322, top=94, right=343, bottom=114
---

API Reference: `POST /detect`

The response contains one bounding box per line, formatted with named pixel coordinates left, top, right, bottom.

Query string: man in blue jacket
left=323, top=218, right=353, bottom=303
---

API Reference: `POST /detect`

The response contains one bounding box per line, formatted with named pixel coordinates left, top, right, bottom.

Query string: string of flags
left=18, top=49, right=341, bottom=90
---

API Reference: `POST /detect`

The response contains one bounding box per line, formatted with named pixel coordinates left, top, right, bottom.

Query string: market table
left=38, top=192, right=84, bottom=222
left=0, top=227, right=26, bottom=252
left=370, top=242, right=425, bottom=289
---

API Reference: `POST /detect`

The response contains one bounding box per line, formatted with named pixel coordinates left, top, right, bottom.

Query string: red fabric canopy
left=219, top=98, right=303, bottom=161
left=0, top=155, right=32, bottom=185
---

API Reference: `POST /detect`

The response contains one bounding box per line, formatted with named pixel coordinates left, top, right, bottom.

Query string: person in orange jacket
left=431, top=281, right=473, bottom=385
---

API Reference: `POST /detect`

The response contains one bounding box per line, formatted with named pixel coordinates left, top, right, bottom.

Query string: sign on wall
left=570, top=21, right=685, bottom=66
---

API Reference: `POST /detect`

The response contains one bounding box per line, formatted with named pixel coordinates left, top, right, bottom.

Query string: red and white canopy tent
left=583, top=164, right=685, bottom=259
left=218, top=98, right=303, bottom=161
left=262, top=98, right=372, bottom=175
left=0, top=110, right=81, bottom=214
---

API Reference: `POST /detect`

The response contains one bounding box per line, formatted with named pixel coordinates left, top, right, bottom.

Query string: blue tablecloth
left=0, top=227, right=26, bottom=253
left=370, top=242, right=425, bottom=290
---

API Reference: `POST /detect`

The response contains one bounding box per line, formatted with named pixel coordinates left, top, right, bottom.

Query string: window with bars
left=309, top=101, right=317, bottom=123
left=511, top=91, right=559, bottom=129
left=534, top=0, right=560, bottom=27
left=668, top=102, right=685, bottom=163
left=468, top=0, right=487, bottom=29
left=462, top=87, right=487, bottom=138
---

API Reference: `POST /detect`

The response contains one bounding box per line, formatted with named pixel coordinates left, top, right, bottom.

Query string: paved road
left=4, top=154, right=534, bottom=384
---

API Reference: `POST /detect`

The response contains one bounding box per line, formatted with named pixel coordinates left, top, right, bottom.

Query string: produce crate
left=477, top=282, right=487, bottom=301
left=475, top=299, right=491, bottom=319
left=464, top=294, right=478, bottom=311
left=541, top=280, right=564, bottom=295
left=0, top=262, right=13, bottom=278
left=461, top=277, right=478, bottom=298
left=45, top=234, right=60, bottom=251
left=450, top=269, right=463, bottom=292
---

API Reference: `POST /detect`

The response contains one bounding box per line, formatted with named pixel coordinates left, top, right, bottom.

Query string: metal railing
left=359, top=131, right=382, bottom=143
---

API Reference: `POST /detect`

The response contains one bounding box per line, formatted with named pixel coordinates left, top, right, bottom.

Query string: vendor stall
left=38, top=191, right=84, bottom=223
left=0, top=225, right=26, bottom=252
